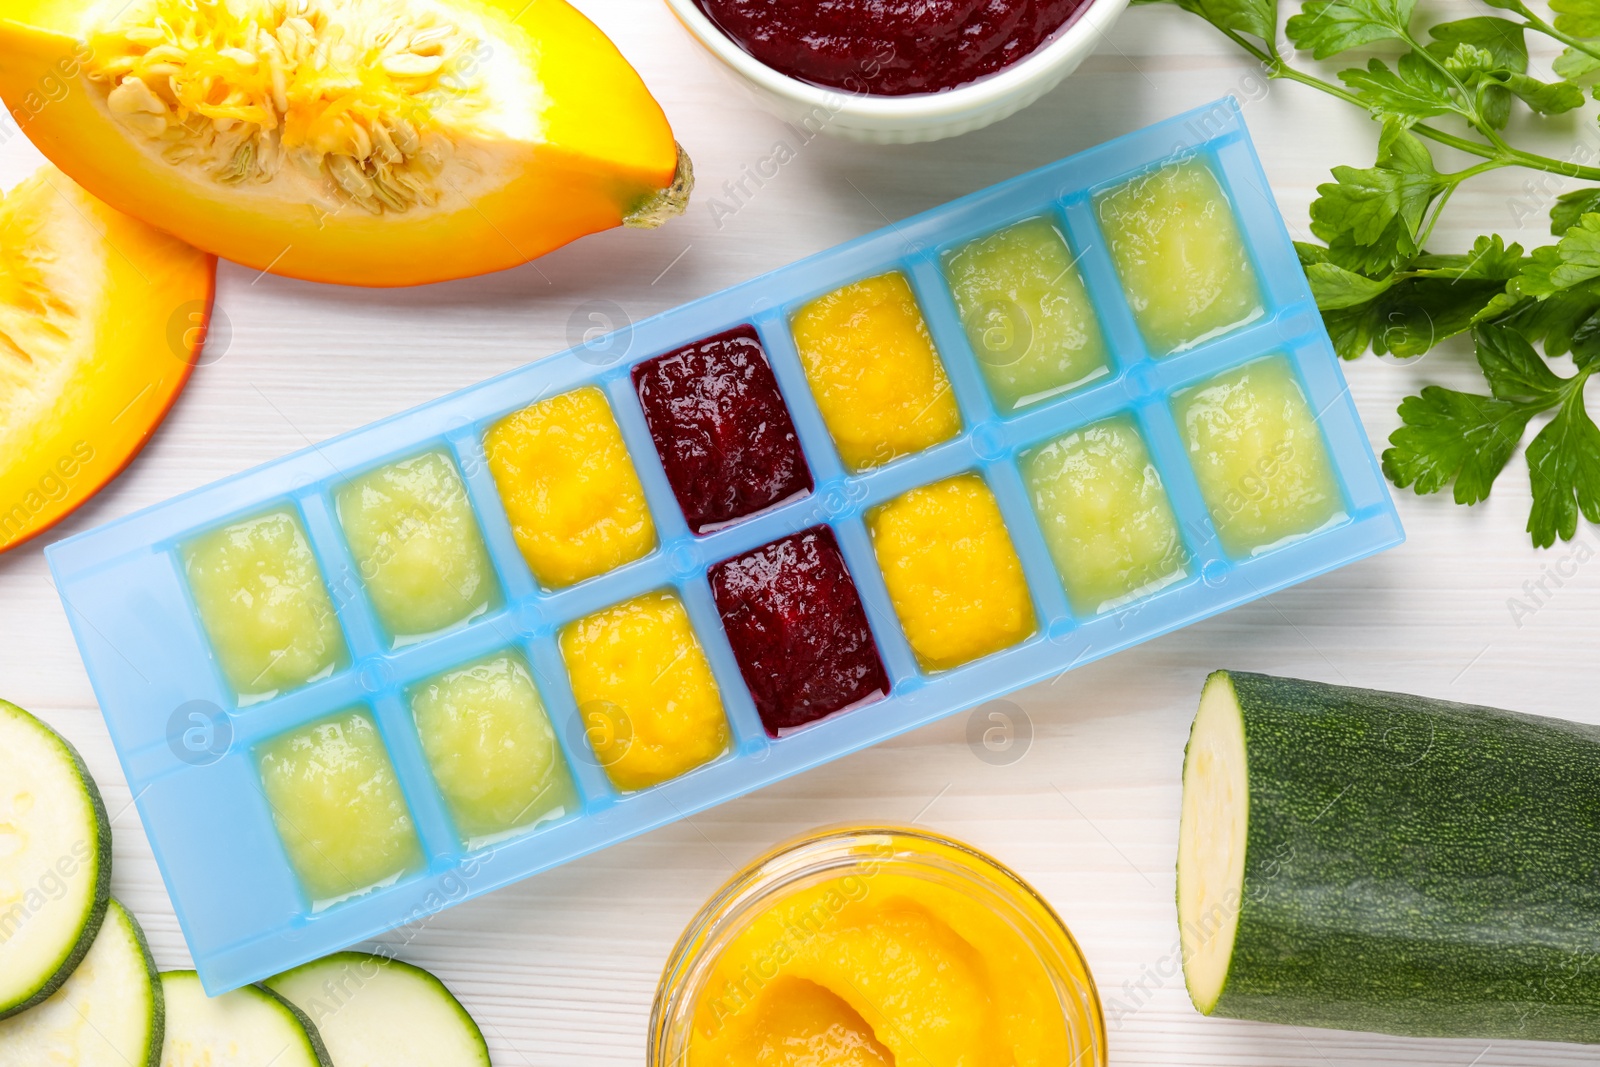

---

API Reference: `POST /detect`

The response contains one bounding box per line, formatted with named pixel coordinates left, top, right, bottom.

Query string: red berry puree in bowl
left=691, top=0, right=1089, bottom=95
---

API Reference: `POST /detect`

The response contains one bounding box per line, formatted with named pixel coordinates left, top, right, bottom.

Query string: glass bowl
left=649, top=823, right=1107, bottom=1065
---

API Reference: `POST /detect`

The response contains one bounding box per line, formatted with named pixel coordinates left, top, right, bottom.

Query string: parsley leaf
left=1309, top=122, right=1444, bottom=273
left=1476, top=78, right=1515, bottom=128
left=1415, top=21, right=1582, bottom=126
left=1552, top=0, right=1600, bottom=38
left=1552, top=189, right=1600, bottom=235
left=1553, top=45, right=1600, bottom=81
left=1321, top=305, right=1378, bottom=359
left=1475, top=323, right=1566, bottom=399
left=1374, top=276, right=1517, bottom=355
left=1527, top=382, right=1600, bottom=545
left=1320, top=278, right=1507, bottom=358
left=1570, top=312, right=1600, bottom=368
left=1130, top=0, right=1280, bottom=41
left=1490, top=71, right=1586, bottom=113
left=1487, top=219, right=1600, bottom=361
left=1426, top=16, right=1528, bottom=71
left=1308, top=237, right=1524, bottom=358
left=1440, top=42, right=1499, bottom=78
left=1385, top=324, right=1600, bottom=545
left=1502, top=287, right=1600, bottom=358
left=1511, top=213, right=1600, bottom=296
left=1411, top=234, right=1527, bottom=281
left=1304, top=259, right=1396, bottom=307
left=1340, top=55, right=1459, bottom=125
left=1383, top=386, right=1540, bottom=503
left=1287, top=0, right=1415, bottom=58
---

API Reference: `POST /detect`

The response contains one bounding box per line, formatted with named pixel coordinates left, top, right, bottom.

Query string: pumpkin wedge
left=0, top=0, right=692, bottom=288
left=0, top=165, right=216, bottom=553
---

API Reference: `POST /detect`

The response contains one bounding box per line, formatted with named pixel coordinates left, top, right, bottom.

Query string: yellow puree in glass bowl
left=686, top=868, right=1075, bottom=1065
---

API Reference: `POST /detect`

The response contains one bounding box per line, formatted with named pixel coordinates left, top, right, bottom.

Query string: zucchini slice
left=1179, top=670, right=1600, bottom=1044
left=265, top=952, right=489, bottom=1067
left=0, top=699, right=111, bottom=1017
left=159, top=971, right=331, bottom=1067
left=0, top=899, right=162, bottom=1067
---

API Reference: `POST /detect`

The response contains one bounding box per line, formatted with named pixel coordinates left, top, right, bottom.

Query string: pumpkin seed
left=87, top=0, right=489, bottom=215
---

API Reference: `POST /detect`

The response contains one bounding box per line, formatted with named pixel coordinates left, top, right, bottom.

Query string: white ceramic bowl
left=663, top=0, right=1130, bottom=144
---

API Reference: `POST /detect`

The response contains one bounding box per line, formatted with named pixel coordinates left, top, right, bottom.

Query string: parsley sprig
left=1141, top=0, right=1600, bottom=545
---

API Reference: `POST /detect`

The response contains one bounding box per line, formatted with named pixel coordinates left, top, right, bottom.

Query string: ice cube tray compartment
left=47, top=98, right=1402, bottom=993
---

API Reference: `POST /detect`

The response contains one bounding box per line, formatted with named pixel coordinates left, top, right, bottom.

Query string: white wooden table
left=4, top=2, right=1599, bottom=1064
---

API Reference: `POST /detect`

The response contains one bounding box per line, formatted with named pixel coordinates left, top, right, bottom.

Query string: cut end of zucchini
left=1177, top=670, right=1250, bottom=1016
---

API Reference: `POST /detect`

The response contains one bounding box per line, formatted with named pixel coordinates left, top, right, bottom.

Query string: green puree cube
left=337, top=451, right=495, bottom=642
left=1097, top=158, right=1263, bottom=354
left=184, top=508, right=346, bottom=700
left=1022, top=417, right=1187, bottom=614
left=409, top=653, right=576, bottom=846
left=1174, top=356, right=1345, bottom=556
left=257, top=710, right=422, bottom=904
left=944, top=216, right=1109, bottom=411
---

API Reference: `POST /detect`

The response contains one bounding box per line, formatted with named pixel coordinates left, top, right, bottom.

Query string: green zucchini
left=265, top=951, right=490, bottom=1067
left=1178, top=670, right=1600, bottom=1044
left=0, top=698, right=111, bottom=1018
left=0, top=899, right=163, bottom=1066
left=159, top=971, right=331, bottom=1067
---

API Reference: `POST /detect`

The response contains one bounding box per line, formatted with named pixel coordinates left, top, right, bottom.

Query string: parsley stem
left=1209, top=26, right=1600, bottom=182
left=1499, top=144, right=1600, bottom=180
left=1396, top=25, right=1500, bottom=144
left=1445, top=160, right=1511, bottom=183
left=1419, top=160, right=1510, bottom=245
left=1264, top=56, right=1497, bottom=159
left=1509, top=1, right=1600, bottom=64
left=1407, top=123, right=1524, bottom=165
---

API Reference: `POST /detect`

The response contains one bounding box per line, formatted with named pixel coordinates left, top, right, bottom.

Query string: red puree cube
left=710, top=526, right=889, bottom=736
left=633, top=326, right=812, bottom=534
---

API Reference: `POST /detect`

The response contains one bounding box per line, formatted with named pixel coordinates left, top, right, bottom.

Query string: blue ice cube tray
left=47, top=98, right=1402, bottom=993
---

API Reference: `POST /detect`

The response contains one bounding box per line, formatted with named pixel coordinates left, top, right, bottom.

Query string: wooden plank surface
left=3, top=1, right=1599, bottom=1063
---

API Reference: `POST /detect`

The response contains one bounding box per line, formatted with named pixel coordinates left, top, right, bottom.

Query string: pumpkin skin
left=0, top=0, right=691, bottom=288
left=0, top=165, right=215, bottom=554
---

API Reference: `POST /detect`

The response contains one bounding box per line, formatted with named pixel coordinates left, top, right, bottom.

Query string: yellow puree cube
left=560, top=591, right=730, bottom=792
left=868, top=474, right=1035, bottom=671
left=485, top=386, right=656, bottom=589
left=791, top=272, right=961, bottom=471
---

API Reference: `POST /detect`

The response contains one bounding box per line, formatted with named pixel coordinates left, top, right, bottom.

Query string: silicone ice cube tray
left=47, top=98, right=1403, bottom=992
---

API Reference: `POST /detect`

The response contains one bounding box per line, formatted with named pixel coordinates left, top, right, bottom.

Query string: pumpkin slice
left=0, top=164, right=215, bottom=553
left=0, top=0, right=692, bottom=288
